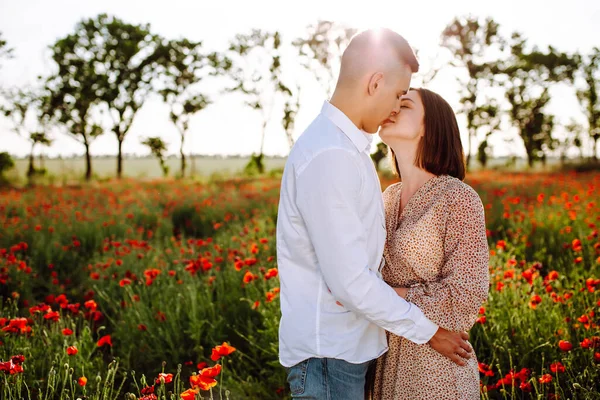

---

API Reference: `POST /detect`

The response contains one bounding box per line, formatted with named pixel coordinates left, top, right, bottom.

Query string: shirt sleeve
left=296, top=149, right=438, bottom=344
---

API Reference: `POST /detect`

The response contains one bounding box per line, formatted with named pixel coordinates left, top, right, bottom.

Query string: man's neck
left=329, top=90, right=364, bottom=131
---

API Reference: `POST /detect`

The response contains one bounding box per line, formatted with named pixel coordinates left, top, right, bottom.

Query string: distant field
left=7, top=155, right=586, bottom=183
left=8, top=156, right=289, bottom=181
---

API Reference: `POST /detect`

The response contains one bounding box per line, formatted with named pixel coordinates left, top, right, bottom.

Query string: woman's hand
left=394, top=287, right=409, bottom=298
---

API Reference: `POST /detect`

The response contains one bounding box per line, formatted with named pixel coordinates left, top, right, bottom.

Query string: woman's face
left=379, top=89, right=424, bottom=144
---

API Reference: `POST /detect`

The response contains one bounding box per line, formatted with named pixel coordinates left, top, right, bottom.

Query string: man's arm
left=296, top=149, right=437, bottom=344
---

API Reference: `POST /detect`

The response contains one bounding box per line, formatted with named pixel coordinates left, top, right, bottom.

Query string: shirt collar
left=321, top=101, right=373, bottom=153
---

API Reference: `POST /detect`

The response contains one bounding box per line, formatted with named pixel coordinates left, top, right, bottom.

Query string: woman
left=369, top=88, right=489, bottom=399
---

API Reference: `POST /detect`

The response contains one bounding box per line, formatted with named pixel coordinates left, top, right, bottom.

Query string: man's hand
left=428, top=327, right=472, bottom=366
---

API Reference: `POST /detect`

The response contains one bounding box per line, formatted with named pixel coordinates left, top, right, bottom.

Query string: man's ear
left=367, top=72, right=384, bottom=96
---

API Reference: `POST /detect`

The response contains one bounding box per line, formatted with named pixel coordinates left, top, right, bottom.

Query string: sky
left=0, top=0, right=599, bottom=159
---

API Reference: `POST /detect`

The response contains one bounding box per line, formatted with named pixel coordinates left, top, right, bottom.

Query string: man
left=276, top=28, right=472, bottom=399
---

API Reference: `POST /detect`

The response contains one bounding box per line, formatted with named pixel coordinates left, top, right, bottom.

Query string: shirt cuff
left=406, top=312, right=439, bottom=344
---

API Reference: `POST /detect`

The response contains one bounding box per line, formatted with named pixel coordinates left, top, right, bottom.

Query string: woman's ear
left=367, top=72, right=384, bottom=96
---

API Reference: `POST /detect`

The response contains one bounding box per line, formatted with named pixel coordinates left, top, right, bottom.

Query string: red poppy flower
left=155, top=373, right=173, bottom=384
left=62, top=328, right=73, bottom=336
left=495, top=371, right=518, bottom=388
left=29, top=304, right=51, bottom=314
left=243, top=271, right=257, bottom=284
left=558, top=340, right=572, bottom=352
left=547, top=271, right=559, bottom=281
left=550, top=362, right=565, bottom=373
left=478, top=362, right=494, bottom=377
left=200, top=364, right=222, bottom=378
left=197, top=362, right=207, bottom=370
left=264, top=268, right=278, bottom=280
left=519, top=382, right=532, bottom=392
left=97, top=334, right=113, bottom=347
left=234, top=260, right=244, bottom=271
left=141, top=385, right=155, bottom=395
left=244, top=258, right=257, bottom=266
left=522, top=269, right=535, bottom=285
left=11, top=355, right=25, bottom=365
left=181, top=388, right=200, bottom=399
left=529, top=294, right=542, bottom=309
left=43, top=311, right=60, bottom=322
left=211, top=342, right=237, bottom=361
left=66, top=346, right=78, bottom=356
left=78, top=376, right=87, bottom=386
left=155, top=311, right=167, bottom=322
left=578, top=314, right=591, bottom=329
left=0, top=361, right=12, bottom=373
left=84, top=300, right=97, bottom=310
left=10, top=364, right=24, bottom=374
left=538, top=374, right=552, bottom=384
left=190, top=365, right=222, bottom=391
left=190, top=374, right=217, bottom=391
left=2, top=318, right=31, bottom=335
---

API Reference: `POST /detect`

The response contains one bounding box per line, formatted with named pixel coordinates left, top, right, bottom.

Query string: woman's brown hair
left=389, top=88, right=466, bottom=181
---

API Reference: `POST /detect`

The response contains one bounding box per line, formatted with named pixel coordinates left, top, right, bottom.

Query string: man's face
left=364, top=64, right=412, bottom=134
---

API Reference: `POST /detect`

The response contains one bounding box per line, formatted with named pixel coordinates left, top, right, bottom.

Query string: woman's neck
left=391, top=143, right=435, bottom=196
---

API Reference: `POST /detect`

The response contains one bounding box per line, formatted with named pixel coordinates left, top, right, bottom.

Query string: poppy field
left=1, top=171, right=599, bottom=399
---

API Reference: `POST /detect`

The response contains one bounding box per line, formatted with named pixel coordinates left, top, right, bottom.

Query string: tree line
left=0, top=15, right=598, bottom=181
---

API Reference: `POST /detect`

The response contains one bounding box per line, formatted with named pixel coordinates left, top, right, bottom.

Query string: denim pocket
left=286, top=359, right=310, bottom=395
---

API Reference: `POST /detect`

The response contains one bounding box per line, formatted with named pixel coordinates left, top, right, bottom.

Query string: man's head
left=333, top=28, right=419, bottom=134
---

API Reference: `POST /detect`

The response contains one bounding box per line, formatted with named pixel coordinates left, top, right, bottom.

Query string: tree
left=293, top=20, right=357, bottom=97
left=500, top=34, right=579, bottom=168
left=4, top=88, right=54, bottom=179
left=577, top=47, right=600, bottom=161
left=141, top=137, right=169, bottom=177
left=30, top=132, right=53, bottom=174
left=555, top=120, right=584, bottom=164
left=0, top=152, right=14, bottom=184
left=71, top=14, right=163, bottom=179
left=441, top=16, right=504, bottom=169
left=0, top=31, right=13, bottom=69
left=0, top=32, right=14, bottom=112
left=156, top=38, right=229, bottom=177
left=370, top=142, right=389, bottom=172
left=282, top=86, right=301, bottom=150
left=46, top=31, right=106, bottom=181
left=474, top=103, right=501, bottom=168
left=227, top=30, right=292, bottom=173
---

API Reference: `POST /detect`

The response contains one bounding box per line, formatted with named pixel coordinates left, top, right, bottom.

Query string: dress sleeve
left=404, top=184, right=489, bottom=332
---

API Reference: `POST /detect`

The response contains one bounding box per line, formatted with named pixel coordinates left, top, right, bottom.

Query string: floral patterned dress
left=372, top=175, right=489, bottom=400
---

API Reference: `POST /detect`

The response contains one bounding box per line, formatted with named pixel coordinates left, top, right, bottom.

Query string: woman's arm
left=399, top=185, right=489, bottom=332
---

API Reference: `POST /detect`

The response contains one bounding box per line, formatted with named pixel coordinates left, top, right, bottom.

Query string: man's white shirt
left=277, top=101, right=438, bottom=367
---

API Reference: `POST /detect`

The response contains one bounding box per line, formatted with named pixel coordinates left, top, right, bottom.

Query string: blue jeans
left=285, top=358, right=372, bottom=399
